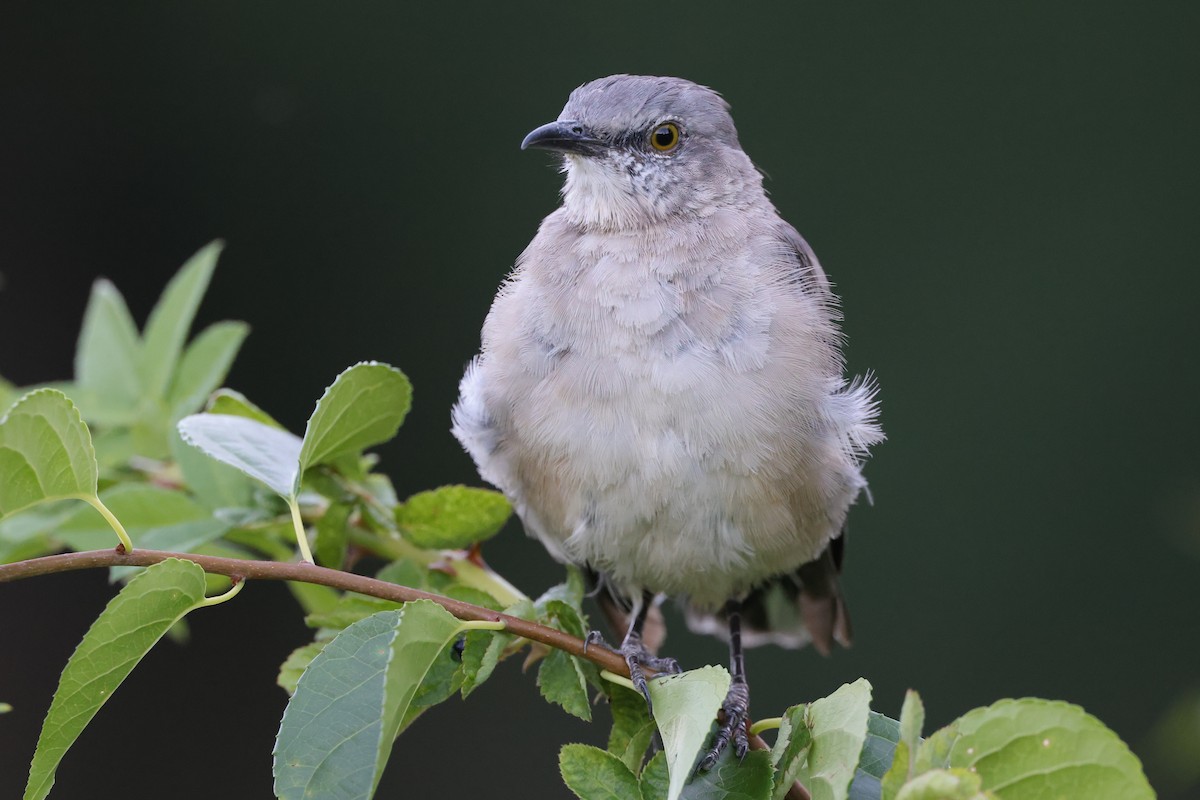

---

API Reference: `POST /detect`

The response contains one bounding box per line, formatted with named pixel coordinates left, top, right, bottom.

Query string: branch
left=0, top=547, right=628, bottom=675
left=0, top=546, right=808, bottom=798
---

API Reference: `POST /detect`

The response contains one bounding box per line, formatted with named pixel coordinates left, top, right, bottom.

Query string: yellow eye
left=649, top=122, right=681, bottom=152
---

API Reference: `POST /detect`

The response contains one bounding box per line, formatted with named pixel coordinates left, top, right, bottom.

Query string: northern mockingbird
left=453, top=75, right=881, bottom=766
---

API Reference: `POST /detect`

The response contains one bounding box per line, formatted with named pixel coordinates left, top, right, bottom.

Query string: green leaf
left=882, top=691, right=925, bottom=800
left=166, top=320, right=249, bottom=420
left=560, top=743, right=644, bottom=800
left=395, top=485, right=511, bottom=549
left=408, top=641, right=463, bottom=711
left=538, top=648, right=592, bottom=721
left=206, top=388, right=284, bottom=428
left=772, top=704, right=813, bottom=800
left=913, top=720, right=958, bottom=774
left=304, top=594, right=401, bottom=630
left=177, top=413, right=302, bottom=498
left=608, top=683, right=655, bottom=773
left=1, top=500, right=76, bottom=552
left=139, top=241, right=222, bottom=400
left=646, top=665, right=731, bottom=800
left=315, top=501, right=352, bottom=570
left=24, top=558, right=209, bottom=800
left=682, top=746, right=774, bottom=800
left=796, top=678, right=873, bottom=800
left=273, top=601, right=464, bottom=800
left=375, top=558, right=430, bottom=590
left=169, top=429, right=255, bottom=510
left=277, top=641, right=328, bottom=696
left=641, top=751, right=670, bottom=800
left=441, top=583, right=505, bottom=611
left=0, top=376, right=16, bottom=413
left=542, top=598, right=589, bottom=639
left=894, top=769, right=993, bottom=800
left=540, top=564, right=588, bottom=608
left=297, top=362, right=412, bottom=486
left=0, top=390, right=98, bottom=517
left=459, top=629, right=507, bottom=698
left=943, top=698, right=1154, bottom=799
left=73, top=279, right=141, bottom=423
left=850, top=712, right=901, bottom=800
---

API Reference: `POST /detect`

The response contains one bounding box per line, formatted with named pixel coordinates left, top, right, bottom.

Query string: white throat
left=560, top=155, right=666, bottom=230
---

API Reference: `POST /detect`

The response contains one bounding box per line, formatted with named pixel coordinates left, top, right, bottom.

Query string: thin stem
left=0, top=547, right=629, bottom=676
left=81, top=495, right=134, bottom=553
left=287, top=498, right=315, bottom=564
left=748, top=717, right=783, bottom=736
left=458, top=619, right=506, bottom=633
left=197, top=577, right=245, bottom=608
left=599, top=670, right=637, bottom=693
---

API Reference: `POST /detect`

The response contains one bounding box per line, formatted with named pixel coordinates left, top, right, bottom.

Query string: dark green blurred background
left=2, top=3, right=1197, bottom=798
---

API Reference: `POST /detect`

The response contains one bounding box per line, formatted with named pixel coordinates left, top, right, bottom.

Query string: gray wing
left=776, top=221, right=835, bottom=298
left=683, top=220, right=854, bottom=653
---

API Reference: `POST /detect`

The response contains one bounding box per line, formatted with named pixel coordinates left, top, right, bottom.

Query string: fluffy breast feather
left=452, top=209, right=880, bottom=608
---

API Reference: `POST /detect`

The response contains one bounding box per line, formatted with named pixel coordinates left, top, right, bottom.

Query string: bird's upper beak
left=521, top=121, right=606, bottom=156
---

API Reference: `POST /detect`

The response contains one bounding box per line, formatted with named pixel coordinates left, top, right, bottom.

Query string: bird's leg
left=699, top=599, right=750, bottom=770
left=585, top=590, right=681, bottom=714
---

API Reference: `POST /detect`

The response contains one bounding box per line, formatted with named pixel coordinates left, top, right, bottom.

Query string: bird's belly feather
left=500, top=331, right=848, bottom=609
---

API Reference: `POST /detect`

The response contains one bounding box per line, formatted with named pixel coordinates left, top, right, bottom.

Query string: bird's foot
left=698, top=679, right=750, bottom=771
left=585, top=630, right=681, bottom=715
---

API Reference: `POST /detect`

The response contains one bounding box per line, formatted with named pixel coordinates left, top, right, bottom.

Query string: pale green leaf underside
left=0, top=390, right=98, bottom=518
left=168, top=429, right=255, bottom=510
left=24, top=559, right=209, bottom=800
left=273, top=601, right=464, bottom=800
left=177, top=413, right=302, bottom=498
left=797, top=678, right=873, bottom=800
left=647, top=665, right=731, bottom=800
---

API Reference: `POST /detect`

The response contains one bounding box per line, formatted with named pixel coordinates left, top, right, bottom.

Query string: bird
left=452, top=74, right=882, bottom=767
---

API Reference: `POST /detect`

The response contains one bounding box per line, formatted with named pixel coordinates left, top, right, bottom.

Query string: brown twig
left=0, top=546, right=809, bottom=797
left=0, top=547, right=629, bottom=674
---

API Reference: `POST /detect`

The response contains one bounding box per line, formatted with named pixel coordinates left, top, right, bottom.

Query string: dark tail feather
left=685, top=533, right=852, bottom=652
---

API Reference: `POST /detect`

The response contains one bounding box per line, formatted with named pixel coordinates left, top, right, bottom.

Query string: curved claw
left=583, top=630, right=612, bottom=655
left=698, top=680, right=750, bottom=771
left=588, top=628, right=680, bottom=718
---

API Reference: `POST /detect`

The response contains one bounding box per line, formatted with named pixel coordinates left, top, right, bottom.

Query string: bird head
left=522, top=75, right=764, bottom=230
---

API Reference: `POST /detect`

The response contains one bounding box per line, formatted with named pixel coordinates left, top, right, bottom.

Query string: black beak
left=520, top=121, right=606, bottom=156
